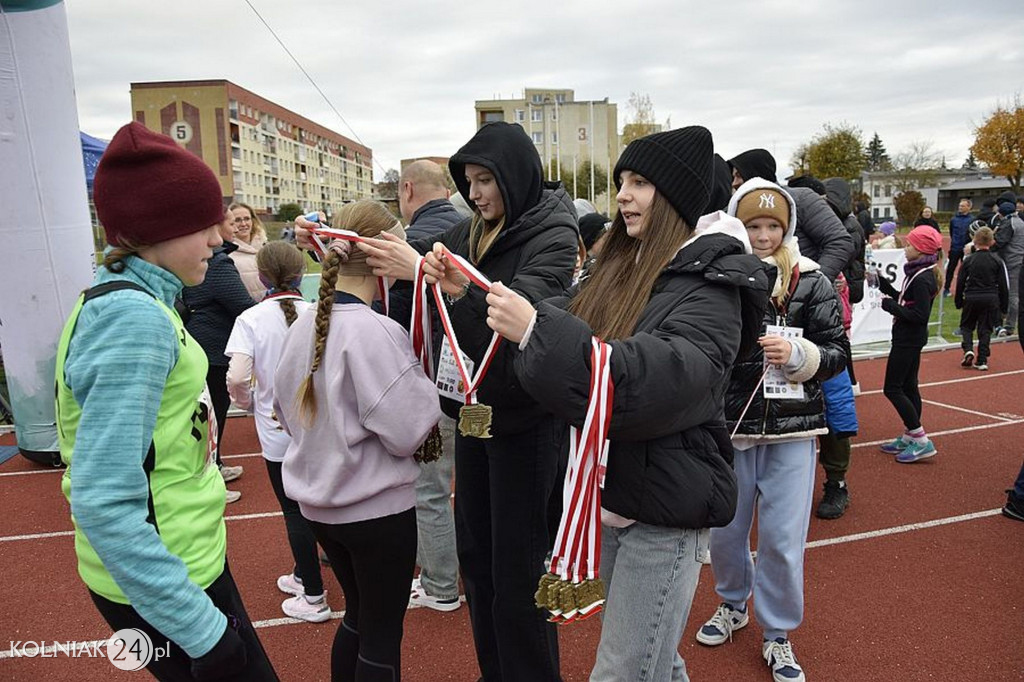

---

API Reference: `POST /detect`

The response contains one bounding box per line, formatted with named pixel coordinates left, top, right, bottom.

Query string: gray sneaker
left=696, top=603, right=748, bottom=646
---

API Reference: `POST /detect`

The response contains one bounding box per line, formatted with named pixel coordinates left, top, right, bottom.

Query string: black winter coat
left=515, top=232, right=772, bottom=530
left=879, top=263, right=938, bottom=347
left=955, top=250, right=1009, bottom=312
left=411, top=187, right=579, bottom=435
left=182, top=242, right=255, bottom=366
left=823, top=177, right=867, bottom=304
left=726, top=261, right=847, bottom=439
left=786, top=186, right=855, bottom=282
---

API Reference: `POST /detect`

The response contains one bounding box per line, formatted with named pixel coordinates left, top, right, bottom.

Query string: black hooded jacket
left=784, top=186, right=855, bottom=282
left=513, top=231, right=772, bottom=530
left=824, top=178, right=867, bottom=304
left=410, top=122, right=579, bottom=435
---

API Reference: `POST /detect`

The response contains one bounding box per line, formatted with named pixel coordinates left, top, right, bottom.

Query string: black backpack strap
left=82, top=280, right=152, bottom=302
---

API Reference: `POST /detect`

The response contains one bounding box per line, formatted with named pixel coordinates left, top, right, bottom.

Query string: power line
left=241, top=0, right=387, bottom=178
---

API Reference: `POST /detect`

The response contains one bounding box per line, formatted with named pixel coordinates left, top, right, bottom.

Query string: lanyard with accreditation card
left=416, top=245, right=502, bottom=439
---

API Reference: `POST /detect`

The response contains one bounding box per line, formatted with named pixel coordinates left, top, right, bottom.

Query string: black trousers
left=455, top=417, right=565, bottom=682
left=308, top=508, right=417, bottom=682
left=945, top=247, right=964, bottom=294
left=207, top=364, right=229, bottom=466
left=266, top=459, right=324, bottom=597
left=960, top=298, right=1001, bottom=363
left=883, top=345, right=924, bottom=431
left=90, top=562, right=278, bottom=681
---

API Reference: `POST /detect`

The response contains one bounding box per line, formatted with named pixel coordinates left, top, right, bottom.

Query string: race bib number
left=763, top=324, right=805, bottom=400
left=436, top=343, right=475, bottom=402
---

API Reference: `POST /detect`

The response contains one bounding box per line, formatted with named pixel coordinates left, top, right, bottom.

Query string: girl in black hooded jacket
left=486, top=127, right=770, bottom=682
left=350, top=121, right=579, bottom=681
left=697, top=179, right=845, bottom=682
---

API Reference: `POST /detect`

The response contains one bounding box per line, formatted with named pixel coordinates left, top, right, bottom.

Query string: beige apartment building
left=474, top=89, right=620, bottom=189
left=130, top=79, right=373, bottom=218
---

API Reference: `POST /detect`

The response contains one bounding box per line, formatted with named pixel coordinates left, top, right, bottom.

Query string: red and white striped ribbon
left=310, top=225, right=390, bottom=315
left=410, top=257, right=433, bottom=379
left=550, top=338, right=614, bottom=585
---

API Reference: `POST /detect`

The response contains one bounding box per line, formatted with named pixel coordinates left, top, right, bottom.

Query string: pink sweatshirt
left=273, top=301, right=441, bottom=525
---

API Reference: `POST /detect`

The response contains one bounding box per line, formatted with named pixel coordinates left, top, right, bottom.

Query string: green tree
left=971, top=96, right=1024, bottom=194
left=548, top=159, right=609, bottom=204
left=962, top=151, right=979, bottom=170
left=864, top=132, right=892, bottom=171
left=277, top=202, right=303, bottom=222
left=621, top=92, right=657, bottom=146
left=893, top=189, right=925, bottom=227
left=789, top=143, right=811, bottom=177
left=803, top=122, right=865, bottom=180
left=374, top=168, right=400, bottom=199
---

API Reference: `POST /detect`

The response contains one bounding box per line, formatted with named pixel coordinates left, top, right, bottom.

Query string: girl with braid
left=225, top=241, right=332, bottom=623
left=273, top=199, right=442, bottom=682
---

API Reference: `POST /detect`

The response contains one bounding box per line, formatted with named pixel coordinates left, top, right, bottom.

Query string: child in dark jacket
left=697, top=179, right=846, bottom=682
left=877, top=225, right=943, bottom=463
left=955, top=226, right=1008, bottom=370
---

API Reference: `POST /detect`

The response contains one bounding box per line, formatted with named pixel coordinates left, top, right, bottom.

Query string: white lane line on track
left=858, top=368, right=1024, bottom=396
left=0, top=453, right=263, bottom=478
left=0, top=511, right=284, bottom=543
left=806, top=509, right=1003, bottom=549
left=920, top=399, right=1016, bottom=421
left=852, top=418, right=1024, bottom=449
left=0, top=598, right=466, bottom=659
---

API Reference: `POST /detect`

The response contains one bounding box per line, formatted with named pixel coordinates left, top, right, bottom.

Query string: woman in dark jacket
left=914, top=206, right=941, bottom=232
left=485, top=127, right=770, bottom=682
left=352, top=121, right=579, bottom=681
left=696, top=179, right=846, bottom=682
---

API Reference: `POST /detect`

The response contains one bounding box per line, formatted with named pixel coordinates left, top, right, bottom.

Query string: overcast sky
left=65, top=0, right=1024, bottom=181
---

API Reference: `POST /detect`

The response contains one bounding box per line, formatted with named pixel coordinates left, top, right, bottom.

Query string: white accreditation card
left=436, top=342, right=475, bottom=402
left=763, top=324, right=805, bottom=400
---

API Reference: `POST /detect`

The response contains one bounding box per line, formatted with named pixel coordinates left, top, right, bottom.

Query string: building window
left=873, top=207, right=879, bottom=219
left=552, top=132, right=558, bottom=144
left=885, top=185, right=892, bottom=197
left=556, top=93, right=565, bottom=103
left=531, top=109, right=542, bottom=122
left=532, top=94, right=543, bottom=104
left=884, top=207, right=891, bottom=218
left=514, top=109, right=525, bottom=122
left=482, top=111, right=503, bottom=123
left=873, top=184, right=879, bottom=198
left=532, top=131, right=543, bottom=144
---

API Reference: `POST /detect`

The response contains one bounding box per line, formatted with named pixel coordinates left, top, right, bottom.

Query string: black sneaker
left=961, top=351, right=975, bottom=368
left=815, top=480, right=850, bottom=520
left=1003, top=490, right=1024, bottom=522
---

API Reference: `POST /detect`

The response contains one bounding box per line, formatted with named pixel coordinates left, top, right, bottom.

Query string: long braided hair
left=294, top=200, right=397, bottom=425
left=256, top=241, right=305, bottom=326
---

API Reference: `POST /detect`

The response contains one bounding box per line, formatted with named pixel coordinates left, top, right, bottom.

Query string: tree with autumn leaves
left=971, top=96, right=1024, bottom=194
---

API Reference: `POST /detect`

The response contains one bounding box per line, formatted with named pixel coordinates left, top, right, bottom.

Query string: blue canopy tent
left=80, top=131, right=107, bottom=191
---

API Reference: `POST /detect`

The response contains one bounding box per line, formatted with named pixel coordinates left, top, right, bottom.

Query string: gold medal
left=458, top=403, right=493, bottom=439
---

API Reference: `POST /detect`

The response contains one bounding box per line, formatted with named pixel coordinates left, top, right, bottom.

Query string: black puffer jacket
left=726, top=254, right=847, bottom=438
left=785, top=185, right=855, bottom=282
left=824, top=178, right=866, bottom=304
left=410, top=122, right=579, bottom=435
left=515, top=227, right=772, bottom=530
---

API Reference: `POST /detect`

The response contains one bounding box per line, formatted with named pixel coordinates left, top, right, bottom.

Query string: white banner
left=850, top=248, right=906, bottom=346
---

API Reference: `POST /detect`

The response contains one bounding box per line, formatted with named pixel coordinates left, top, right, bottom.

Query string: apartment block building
left=474, top=88, right=620, bottom=184
left=130, top=79, right=372, bottom=217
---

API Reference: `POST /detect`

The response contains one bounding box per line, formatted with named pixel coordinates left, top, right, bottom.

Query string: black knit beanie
left=706, top=153, right=733, bottom=212
left=614, top=126, right=713, bottom=228
left=728, top=148, right=777, bottom=184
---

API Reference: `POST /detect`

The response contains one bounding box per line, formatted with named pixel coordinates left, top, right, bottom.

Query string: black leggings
left=945, top=247, right=964, bottom=293
left=89, top=562, right=278, bottom=681
left=308, top=508, right=417, bottom=682
left=207, top=364, right=229, bottom=466
left=265, top=460, right=324, bottom=596
left=883, top=345, right=924, bottom=431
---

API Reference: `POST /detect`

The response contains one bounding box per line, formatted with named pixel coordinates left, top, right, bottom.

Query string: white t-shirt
left=225, top=296, right=311, bottom=461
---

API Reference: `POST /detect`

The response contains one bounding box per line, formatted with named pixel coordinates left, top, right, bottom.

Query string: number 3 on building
left=171, top=121, right=193, bottom=144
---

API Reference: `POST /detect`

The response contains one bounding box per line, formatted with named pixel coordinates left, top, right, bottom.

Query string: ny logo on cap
left=758, top=193, right=776, bottom=209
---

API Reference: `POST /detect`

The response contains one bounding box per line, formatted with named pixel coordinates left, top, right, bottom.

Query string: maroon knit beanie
left=94, top=122, right=225, bottom=247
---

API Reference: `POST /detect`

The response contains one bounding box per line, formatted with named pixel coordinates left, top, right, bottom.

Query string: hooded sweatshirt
left=409, top=122, right=579, bottom=435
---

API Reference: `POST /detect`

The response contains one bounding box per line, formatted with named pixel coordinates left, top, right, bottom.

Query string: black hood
left=449, top=122, right=544, bottom=229
left=707, top=153, right=733, bottom=213
left=823, top=177, right=853, bottom=218
left=728, top=148, right=777, bottom=184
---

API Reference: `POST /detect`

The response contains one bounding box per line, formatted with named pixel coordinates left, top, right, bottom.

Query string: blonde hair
left=228, top=202, right=266, bottom=243
left=295, top=200, right=397, bottom=426
left=772, top=243, right=797, bottom=306
left=569, top=191, right=693, bottom=340
left=973, top=226, right=994, bottom=247
left=468, top=213, right=506, bottom=264
left=256, top=241, right=306, bottom=326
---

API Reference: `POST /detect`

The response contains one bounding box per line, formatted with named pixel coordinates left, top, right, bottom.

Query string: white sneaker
left=220, top=465, right=244, bottom=483
left=409, top=577, right=461, bottom=612
left=851, top=382, right=861, bottom=396
left=763, top=638, right=805, bottom=682
left=277, top=573, right=304, bottom=597
left=696, top=603, right=748, bottom=646
left=225, top=489, right=241, bottom=504
left=282, top=594, right=330, bottom=623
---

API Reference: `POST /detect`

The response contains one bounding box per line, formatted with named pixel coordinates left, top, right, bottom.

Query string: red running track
left=1, top=343, right=1023, bottom=680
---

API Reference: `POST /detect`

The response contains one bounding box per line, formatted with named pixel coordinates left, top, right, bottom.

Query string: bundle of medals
left=535, top=338, right=614, bottom=624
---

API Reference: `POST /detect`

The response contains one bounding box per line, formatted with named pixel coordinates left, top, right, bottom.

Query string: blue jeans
left=590, top=523, right=707, bottom=682
left=415, top=414, right=460, bottom=599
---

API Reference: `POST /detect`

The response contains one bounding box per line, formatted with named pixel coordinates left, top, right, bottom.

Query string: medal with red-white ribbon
left=309, top=224, right=391, bottom=315
left=536, top=337, right=614, bottom=624
left=422, top=245, right=501, bottom=439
